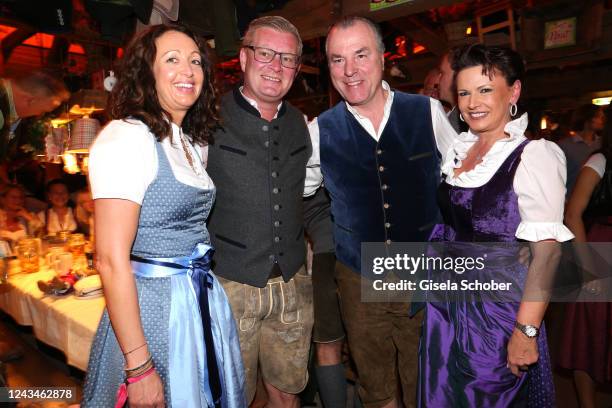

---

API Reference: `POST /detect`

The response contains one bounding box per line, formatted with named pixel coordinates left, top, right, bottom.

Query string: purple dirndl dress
left=418, top=140, right=555, bottom=407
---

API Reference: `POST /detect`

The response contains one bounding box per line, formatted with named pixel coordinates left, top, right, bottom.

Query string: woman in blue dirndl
left=81, top=24, right=245, bottom=407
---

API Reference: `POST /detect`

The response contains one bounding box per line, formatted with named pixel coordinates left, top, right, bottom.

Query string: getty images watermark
left=371, top=252, right=512, bottom=291
left=359, top=242, right=612, bottom=303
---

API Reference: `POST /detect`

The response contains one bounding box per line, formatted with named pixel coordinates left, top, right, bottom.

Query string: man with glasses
left=206, top=16, right=313, bottom=408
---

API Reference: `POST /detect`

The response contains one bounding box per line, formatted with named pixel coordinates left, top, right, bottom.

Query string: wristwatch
left=515, top=321, right=539, bottom=338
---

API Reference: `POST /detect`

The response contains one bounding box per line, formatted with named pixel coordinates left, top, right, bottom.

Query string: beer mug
left=45, top=247, right=64, bottom=266
left=56, top=230, right=71, bottom=243
left=47, top=250, right=73, bottom=276
left=68, top=233, right=86, bottom=257
left=16, top=238, right=40, bottom=273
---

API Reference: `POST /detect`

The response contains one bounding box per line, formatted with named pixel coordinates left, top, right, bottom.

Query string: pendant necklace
left=473, top=143, right=490, bottom=162
left=179, top=129, right=201, bottom=176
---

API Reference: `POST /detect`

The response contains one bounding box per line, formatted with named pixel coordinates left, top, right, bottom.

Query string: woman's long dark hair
left=109, top=24, right=220, bottom=145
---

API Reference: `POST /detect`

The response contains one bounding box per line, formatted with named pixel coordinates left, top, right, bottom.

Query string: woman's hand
left=16, top=209, right=33, bottom=221
left=507, top=328, right=539, bottom=377
left=127, top=370, right=166, bottom=408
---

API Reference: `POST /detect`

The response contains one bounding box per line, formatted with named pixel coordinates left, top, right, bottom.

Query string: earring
left=509, top=103, right=518, bottom=117
left=459, top=113, right=465, bottom=122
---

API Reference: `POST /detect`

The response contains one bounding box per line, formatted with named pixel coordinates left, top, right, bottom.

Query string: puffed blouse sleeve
left=514, top=139, right=574, bottom=242
left=88, top=119, right=157, bottom=205
left=583, top=152, right=606, bottom=178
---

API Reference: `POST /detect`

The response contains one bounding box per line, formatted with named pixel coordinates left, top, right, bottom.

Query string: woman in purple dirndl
left=418, top=44, right=574, bottom=407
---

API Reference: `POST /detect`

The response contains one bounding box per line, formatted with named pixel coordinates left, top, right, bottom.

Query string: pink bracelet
left=114, top=366, right=156, bottom=408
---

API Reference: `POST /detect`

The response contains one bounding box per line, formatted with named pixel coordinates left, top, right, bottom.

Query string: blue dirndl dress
left=81, top=141, right=245, bottom=407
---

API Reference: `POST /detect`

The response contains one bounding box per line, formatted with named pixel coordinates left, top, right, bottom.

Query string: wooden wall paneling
left=401, top=16, right=448, bottom=57
left=582, top=0, right=604, bottom=48
left=267, top=0, right=463, bottom=41
left=521, top=0, right=604, bottom=65
left=523, top=62, right=612, bottom=100
left=342, top=0, right=461, bottom=23
left=263, top=0, right=339, bottom=41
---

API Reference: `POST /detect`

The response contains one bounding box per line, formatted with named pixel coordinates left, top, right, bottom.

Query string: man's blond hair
left=242, top=16, right=303, bottom=56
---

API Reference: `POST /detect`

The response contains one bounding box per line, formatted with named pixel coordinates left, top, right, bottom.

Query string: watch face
left=525, top=326, right=537, bottom=337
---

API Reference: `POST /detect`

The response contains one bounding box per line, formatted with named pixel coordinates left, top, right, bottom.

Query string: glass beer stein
left=16, top=238, right=40, bottom=273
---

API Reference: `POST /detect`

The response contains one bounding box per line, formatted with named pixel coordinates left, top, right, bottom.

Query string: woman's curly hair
left=109, top=24, right=220, bottom=145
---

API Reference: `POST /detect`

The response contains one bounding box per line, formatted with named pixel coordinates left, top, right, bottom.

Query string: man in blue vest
left=306, top=16, right=456, bottom=408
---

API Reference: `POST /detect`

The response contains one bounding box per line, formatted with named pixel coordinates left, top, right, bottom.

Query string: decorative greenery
left=18, top=116, right=50, bottom=157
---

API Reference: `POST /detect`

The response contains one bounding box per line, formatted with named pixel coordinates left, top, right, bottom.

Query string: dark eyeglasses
left=244, top=45, right=300, bottom=69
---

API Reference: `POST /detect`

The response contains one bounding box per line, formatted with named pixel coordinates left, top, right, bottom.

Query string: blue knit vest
left=319, top=92, right=440, bottom=274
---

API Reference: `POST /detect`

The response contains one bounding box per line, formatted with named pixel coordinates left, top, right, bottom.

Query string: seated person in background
left=419, top=67, right=440, bottom=99
left=75, top=188, right=94, bottom=238
left=0, top=186, right=46, bottom=366
left=0, top=183, right=43, bottom=246
left=38, top=179, right=77, bottom=235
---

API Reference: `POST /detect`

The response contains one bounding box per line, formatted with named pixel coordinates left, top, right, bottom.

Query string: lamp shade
left=67, top=118, right=100, bottom=153
left=68, top=89, right=107, bottom=116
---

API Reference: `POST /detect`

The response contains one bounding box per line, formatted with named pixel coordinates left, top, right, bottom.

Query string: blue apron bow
left=130, top=243, right=222, bottom=407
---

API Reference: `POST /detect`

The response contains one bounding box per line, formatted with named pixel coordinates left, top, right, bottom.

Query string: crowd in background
left=0, top=179, right=94, bottom=251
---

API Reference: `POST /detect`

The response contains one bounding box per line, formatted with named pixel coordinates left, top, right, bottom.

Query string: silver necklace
left=473, top=143, right=490, bottom=162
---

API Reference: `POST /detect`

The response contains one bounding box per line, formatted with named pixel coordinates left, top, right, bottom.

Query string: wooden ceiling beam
left=263, top=0, right=340, bottom=41
left=388, top=16, right=448, bottom=57
left=263, top=0, right=463, bottom=42
left=47, top=36, right=70, bottom=67
left=2, top=27, right=36, bottom=61
left=344, top=0, right=461, bottom=23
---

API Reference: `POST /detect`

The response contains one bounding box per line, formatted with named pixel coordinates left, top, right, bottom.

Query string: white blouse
left=584, top=153, right=606, bottom=178
left=441, top=113, right=574, bottom=243
left=89, top=119, right=213, bottom=204
left=38, top=207, right=77, bottom=234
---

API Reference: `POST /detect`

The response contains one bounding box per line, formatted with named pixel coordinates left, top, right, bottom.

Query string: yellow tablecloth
left=0, top=268, right=104, bottom=371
